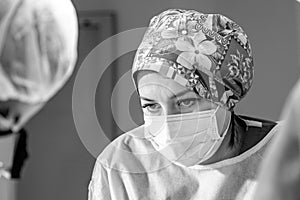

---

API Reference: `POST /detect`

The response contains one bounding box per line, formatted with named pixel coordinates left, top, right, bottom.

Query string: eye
left=142, top=103, right=161, bottom=114
left=177, top=99, right=196, bottom=108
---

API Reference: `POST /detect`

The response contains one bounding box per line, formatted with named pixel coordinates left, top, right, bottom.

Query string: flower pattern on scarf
left=132, top=9, right=253, bottom=109
left=228, top=50, right=253, bottom=84
left=175, top=33, right=217, bottom=70
left=161, top=19, right=198, bottom=39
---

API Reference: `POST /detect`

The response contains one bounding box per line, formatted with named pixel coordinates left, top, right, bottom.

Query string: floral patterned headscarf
left=132, top=9, right=253, bottom=109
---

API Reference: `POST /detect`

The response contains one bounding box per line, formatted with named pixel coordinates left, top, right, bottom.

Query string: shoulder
left=240, top=115, right=283, bottom=152
left=97, top=125, right=146, bottom=162
left=240, top=116, right=284, bottom=163
left=250, top=120, right=283, bottom=155
left=95, top=125, right=169, bottom=173
left=207, top=117, right=283, bottom=169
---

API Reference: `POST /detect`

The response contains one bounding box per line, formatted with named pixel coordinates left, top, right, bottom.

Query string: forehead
left=137, top=71, right=191, bottom=98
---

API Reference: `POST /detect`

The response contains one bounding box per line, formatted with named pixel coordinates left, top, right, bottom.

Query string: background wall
left=214, top=0, right=300, bottom=121
left=18, top=0, right=300, bottom=200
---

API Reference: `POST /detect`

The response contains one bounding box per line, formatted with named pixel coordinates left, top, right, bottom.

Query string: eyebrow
left=139, top=90, right=194, bottom=102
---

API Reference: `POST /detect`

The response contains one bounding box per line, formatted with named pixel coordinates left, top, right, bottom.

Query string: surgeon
left=0, top=0, right=78, bottom=199
left=88, top=9, right=281, bottom=200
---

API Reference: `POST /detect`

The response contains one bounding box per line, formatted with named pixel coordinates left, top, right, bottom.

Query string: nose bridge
left=161, top=103, right=178, bottom=116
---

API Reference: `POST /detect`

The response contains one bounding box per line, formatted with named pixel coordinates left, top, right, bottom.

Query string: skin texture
left=137, top=71, right=242, bottom=164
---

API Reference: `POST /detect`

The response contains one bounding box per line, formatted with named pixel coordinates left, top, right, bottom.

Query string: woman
left=88, top=9, right=280, bottom=200
left=0, top=0, right=78, bottom=199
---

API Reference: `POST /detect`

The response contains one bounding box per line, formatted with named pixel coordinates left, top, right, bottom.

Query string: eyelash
left=142, top=103, right=161, bottom=114
left=177, top=98, right=197, bottom=107
left=142, top=98, right=200, bottom=109
left=142, top=104, right=155, bottom=109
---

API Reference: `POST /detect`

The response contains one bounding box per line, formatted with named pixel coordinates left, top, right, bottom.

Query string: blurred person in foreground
left=88, top=9, right=281, bottom=200
left=0, top=0, right=78, bottom=199
left=254, top=79, right=300, bottom=200
left=254, top=1, right=300, bottom=199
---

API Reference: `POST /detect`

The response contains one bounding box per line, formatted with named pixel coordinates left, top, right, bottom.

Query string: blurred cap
left=0, top=0, right=78, bottom=131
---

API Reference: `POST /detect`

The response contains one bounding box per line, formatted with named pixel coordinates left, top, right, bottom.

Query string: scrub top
left=88, top=116, right=280, bottom=200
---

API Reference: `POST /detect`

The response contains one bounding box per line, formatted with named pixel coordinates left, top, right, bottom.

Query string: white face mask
left=144, top=106, right=231, bottom=167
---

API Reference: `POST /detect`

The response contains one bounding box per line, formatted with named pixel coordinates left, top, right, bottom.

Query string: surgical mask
left=144, top=106, right=231, bottom=167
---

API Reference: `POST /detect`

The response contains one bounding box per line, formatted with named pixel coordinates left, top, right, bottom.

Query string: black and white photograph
left=0, top=0, right=299, bottom=200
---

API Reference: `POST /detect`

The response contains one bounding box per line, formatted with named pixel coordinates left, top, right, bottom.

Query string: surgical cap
left=132, top=9, right=253, bottom=109
left=0, top=0, right=78, bottom=104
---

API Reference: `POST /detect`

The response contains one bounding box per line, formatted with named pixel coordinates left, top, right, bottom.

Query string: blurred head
left=0, top=0, right=78, bottom=132
left=132, top=9, right=254, bottom=116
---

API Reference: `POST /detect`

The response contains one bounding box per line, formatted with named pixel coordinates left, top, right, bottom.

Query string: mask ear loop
left=210, top=105, right=221, bottom=139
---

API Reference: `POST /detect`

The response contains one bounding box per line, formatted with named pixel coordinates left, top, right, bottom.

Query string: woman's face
left=137, top=71, right=217, bottom=116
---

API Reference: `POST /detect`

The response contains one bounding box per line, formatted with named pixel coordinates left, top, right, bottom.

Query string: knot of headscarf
left=132, top=9, right=253, bottom=109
